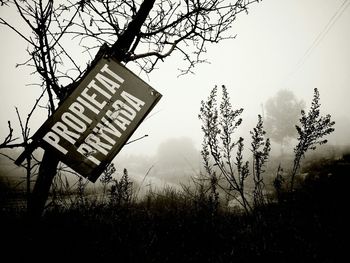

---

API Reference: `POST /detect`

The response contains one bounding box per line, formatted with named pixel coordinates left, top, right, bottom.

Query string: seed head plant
left=100, top=163, right=117, bottom=202
left=250, top=114, right=271, bottom=207
left=199, top=85, right=252, bottom=213
left=290, top=88, right=335, bottom=190
left=110, top=168, right=133, bottom=207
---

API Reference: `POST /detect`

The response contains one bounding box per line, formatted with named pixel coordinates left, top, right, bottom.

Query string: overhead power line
left=295, top=0, right=350, bottom=69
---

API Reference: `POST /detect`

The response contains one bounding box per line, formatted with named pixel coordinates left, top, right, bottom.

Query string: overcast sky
left=1, top=0, right=350, bottom=161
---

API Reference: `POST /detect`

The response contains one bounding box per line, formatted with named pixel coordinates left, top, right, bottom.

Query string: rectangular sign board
left=21, top=57, right=161, bottom=182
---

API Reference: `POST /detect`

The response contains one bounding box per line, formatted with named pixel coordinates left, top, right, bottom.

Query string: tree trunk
left=111, top=0, right=156, bottom=58
left=28, top=0, right=156, bottom=218
left=28, top=149, right=59, bottom=218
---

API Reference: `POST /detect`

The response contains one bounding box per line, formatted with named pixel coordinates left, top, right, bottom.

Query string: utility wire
left=296, top=0, right=350, bottom=69
left=287, top=0, right=350, bottom=79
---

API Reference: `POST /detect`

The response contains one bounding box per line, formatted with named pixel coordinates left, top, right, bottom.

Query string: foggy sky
left=1, top=0, right=350, bottom=166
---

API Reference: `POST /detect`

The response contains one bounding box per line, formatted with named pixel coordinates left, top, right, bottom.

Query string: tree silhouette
left=0, top=0, right=260, bottom=217
left=264, top=89, right=305, bottom=155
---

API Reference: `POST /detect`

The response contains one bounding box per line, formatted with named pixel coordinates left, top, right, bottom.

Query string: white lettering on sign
left=43, top=63, right=146, bottom=166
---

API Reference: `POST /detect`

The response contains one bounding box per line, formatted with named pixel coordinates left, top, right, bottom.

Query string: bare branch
left=0, top=121, right=19, bottom=148
left=0, top=17, right=35, bottom=45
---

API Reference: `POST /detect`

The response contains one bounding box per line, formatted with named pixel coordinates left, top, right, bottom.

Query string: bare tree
left=0, top=0, right=260, bottom=217
left=264, top=89, right=305, bottom=156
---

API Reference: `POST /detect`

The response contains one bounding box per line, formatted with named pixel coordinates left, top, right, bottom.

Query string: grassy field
left=1, top=154, right=349, bottom=262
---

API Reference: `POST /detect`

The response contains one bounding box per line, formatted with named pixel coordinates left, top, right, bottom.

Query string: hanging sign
left=16, top=57, right=162, bottom=182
